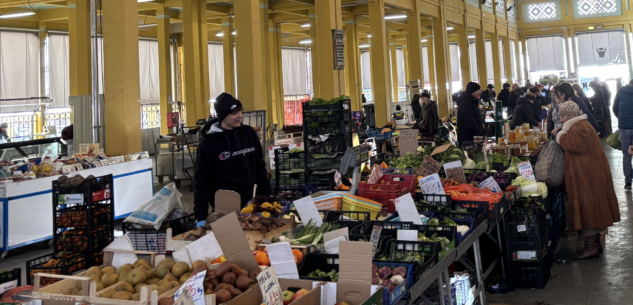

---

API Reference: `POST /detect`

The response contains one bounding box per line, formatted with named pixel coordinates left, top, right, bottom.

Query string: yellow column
left=491, top=31, right=502, bottom=88
left=312, top=0, right=345, bottom=99
left=402, top=44, right=410, bottom=85
left=458, top=25, right=471, bottom=89
left=222, top=17, right=236, bottom=95
left=182, top=0, right=206, bottom=125
left=260, top=0, right=274, bottom=127
left=38, top=24, right=46, bottom=133
left=67, top=0, right=91, bottom=96
left=427, top=38, right=437, bottom=93
left=102, top=0, right=141, bottom=155
left=368, top=0, right=391, bottom=126
left=562, top=29, right=572, bottom=77
left=308, top=8, right=320, bottom=97
left=407, top=5, right=424, bottom=85
left=626, top=25, right=633, bottom=79
left=157, top=8, right=172, bottom=135
left=344, top=18, right=362, bottom=111
left=235, top=0, right=264, bottom=111
left=520, top=33, right=529, bottom=83
left=475, top=28, right=487, bottom=84
left=503, top=36, right=513, bottom=84
left=390, top=40, right=399, bottom=103
left=432, top=10, right=452, bottom=117
left=513, top=36, right=521, bottom=81
left=269, top=24, right=284, bottom=125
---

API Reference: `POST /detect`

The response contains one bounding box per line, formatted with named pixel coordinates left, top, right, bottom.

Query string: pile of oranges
left=252, top=248, right=303, bottom=266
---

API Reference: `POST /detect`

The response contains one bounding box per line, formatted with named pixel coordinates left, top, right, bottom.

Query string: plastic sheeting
left=576, top=30, right=626, bottom=66
left=282, top=48, right=308, bottom=95
left=48, top=34, right=70, bottom=108
left=208, top=43, right=225, bottom=100
left=526, top=35, right=565, bottom=72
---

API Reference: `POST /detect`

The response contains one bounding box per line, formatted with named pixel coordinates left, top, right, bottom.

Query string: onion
left=378, top=266, right=391, bottom=280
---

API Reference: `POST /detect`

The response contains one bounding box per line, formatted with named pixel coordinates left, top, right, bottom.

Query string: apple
left=282, top=290, right=295, bottom=305
left=292, top=289, right=309, bottom=301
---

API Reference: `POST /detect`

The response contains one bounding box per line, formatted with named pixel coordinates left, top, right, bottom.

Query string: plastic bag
left=124, top=182, right=185, bottom=230
left=534, top=139, right=564, bottom=186
left=607, top=129, right=621, bottom=150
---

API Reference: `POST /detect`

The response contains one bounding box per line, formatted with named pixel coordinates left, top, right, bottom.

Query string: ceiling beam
left=207, top=3, right=231, bottom=14
left=270, top=0, right=312, bottom=12
left=38, top=7, right=67, bottom=22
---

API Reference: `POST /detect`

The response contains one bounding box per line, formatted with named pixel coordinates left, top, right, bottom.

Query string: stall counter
left=0, top=158, right=153, bottom=257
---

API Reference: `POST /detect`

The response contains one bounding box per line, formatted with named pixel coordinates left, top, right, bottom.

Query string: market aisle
left=488, top=139, right=633, bottom=305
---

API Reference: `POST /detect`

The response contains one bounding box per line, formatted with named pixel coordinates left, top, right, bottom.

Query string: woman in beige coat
left=552, top=101, right=620, bottom=259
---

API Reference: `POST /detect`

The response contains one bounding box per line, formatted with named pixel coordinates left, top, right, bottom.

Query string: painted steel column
left=222, top=17, right=236, bottom=95
left=197, top=0, right=210, bottom=116
left=407, top=5, right=424, bottom=85
left=513, top=36, right=521, bottom=82
left=344, top=18, right=362, bottom=111
left=402, top=44, right=410, bottom=85
left=475, top=28, right=487, bottom=85
left=308, top=8, right=320, bottom=97
left=458, top=25, right=471, bottom=89
left=102, top=0, right=141, bottom=155
left=390, top=40, right=399, bottom=103
left=491, top=31, right=502, bottom=88
left=562, top=29, right=572, bottom=76
left=427, top=38, right=436, bottom=94
left=157, top=8, right=172, bottom=135
left=368, top=0, right=391, bottom=126
left=68, top=0, right=91, bottom=96
left=235, top=0, right=265, bottom=111
left=182, top=0, right=209, bottom=125
left=38, top=23, right=47, bottom=133
left=503, top=36, right=513, bottom=84
left=626, top=24, right=633, bottom=79
left=520, top=33, right=529, bottom=83
left=269, top=24, right=284, bottom=125
left=260, top=0, right=273, bottom=127
left=312, top=0, right=345, bottom=99
left=432, top=10, right=452, bottom=117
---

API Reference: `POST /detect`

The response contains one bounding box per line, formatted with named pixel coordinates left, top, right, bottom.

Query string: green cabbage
left=463, top=158, right=476, bottom=169
left=475, top=161, right=487, bottom=169
left=505, top=166, right=517, bottom=173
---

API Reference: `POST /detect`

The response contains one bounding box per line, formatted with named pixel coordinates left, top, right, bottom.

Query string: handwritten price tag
left=414, top=156, right=442, bottom=177
left=367, top=164, right=384, bottom=184
left=258, top=267, right=284, bottom=305
left=418, top=174, right=445, bottom=195
left=399, top=129, right=419, bottom=156
left=394, top=193, right=422, bottom=225
left=517, top=161, right=535, bottom=182
left=370, top=225, right=382, bottom=258
left=174, top=270, right=206, bottom=305
left=479, top=176, right=502, bottom=193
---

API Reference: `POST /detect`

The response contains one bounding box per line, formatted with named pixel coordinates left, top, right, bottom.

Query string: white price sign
left=394, top=193, right=422, bottom=225
left=478, top=176, right=503, bottom=193
left=517, top=161, right=535, bottom=182
left=418, top=174, right=445, bottom=195
left=258, top=267, right=284, bottom=305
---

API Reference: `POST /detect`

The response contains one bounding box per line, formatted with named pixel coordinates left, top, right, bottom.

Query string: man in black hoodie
left=507, top=84, right=523, bottom=114
left=194, top=93, right=272, bottom=228
left=457, top=82, right=485, bottom=144
left=497, top=83, right=511, bottom=108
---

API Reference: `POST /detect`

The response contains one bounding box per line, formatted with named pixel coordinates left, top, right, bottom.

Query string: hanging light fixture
left=384, top=14, right=406, bottom=20
left=299, top=39, right=312, bottom=44
left=0, top=11, right=35, bottom=19
left=359, top=44, right=370, bottom=48
left=447, top=27, right=454, bottom=31
left=300, top=23, right=310, bottom=28
left=216, top=32, right=224, bottom=37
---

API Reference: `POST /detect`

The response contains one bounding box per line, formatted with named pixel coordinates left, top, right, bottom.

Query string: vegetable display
left=240, top=196, right=283, bottom=216
left=306, top=269, right=339, bottom=282
left=274, top=220, right=340, bottom=245
left=372, top=264, right=408, bottom=293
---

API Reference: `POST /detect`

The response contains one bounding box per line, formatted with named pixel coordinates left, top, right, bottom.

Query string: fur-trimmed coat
left=556, top=114, right=620, bottom=231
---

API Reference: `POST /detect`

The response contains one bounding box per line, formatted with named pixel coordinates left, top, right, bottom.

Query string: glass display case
left=0, top=137, right=67, bottom=162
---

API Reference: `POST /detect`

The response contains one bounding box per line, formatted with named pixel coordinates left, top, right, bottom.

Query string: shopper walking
left=410, top=93, right=423, bottom=124
left=193, top=93, right=273, bottom=227
left=528, top=87, right=545, bottom=129
left=507, top=84, right=523, bottom=114
left=481, top=84, right=496, bottom=103
left=572, top=83, right=592, bottom=112
left=547, top=83, right=599, bottom=137
left=456, top=82, right=485, bottom=144
left=497, top=83, right=511, bottom=108
left=420, top=93, right=439, bottom=140
left=612, top=81, right=633, bottom=189
left=510, top=93, right=542, bottom=130
left=551, top=101, right=620, bottom=259
left=589, top=81, right=612, bottom=136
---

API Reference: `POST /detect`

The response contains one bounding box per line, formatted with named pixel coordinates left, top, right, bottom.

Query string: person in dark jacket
left=193, top=93, right=272, bottom=227
left=572, top=83, right=592, bottom=111
left=481, top=84, right=496, bottom=103
left=421, top=93, right=439, bottom=139
left=410, top=93, right=422, bottom=124
left=507, top=84, right=523, bottom=114
left=589, top=81, right=611, bottom=136
left=528, top=87, right=544, bottom=128
left=546, top=83, right=599, bottom=137
left=456, top=82, right=485, bottom=144
left=0, top=123, right=11, bottom=143
left=497, top=83, right=511, bottom=108
left=613, top=83, right=633, bottom=189
left=510, top=93, right=541, bottom=129
left=594, top=78, right=612, bottom=106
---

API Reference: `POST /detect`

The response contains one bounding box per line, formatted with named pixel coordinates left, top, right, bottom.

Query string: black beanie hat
left=420, top=92, right=431, bottom=99
left=503, top=83, right=511, bottom=88
left=466, top=82, right=481, bottom=94
left=214, top=92, right=243, bottom=123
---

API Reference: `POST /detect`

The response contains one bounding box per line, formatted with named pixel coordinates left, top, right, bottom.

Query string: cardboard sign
left=367, top=164, right=384, bottom=184
left=444, top=160, right=467, bottom=183
left=209, top=213, right=260, bottom=272
left=431, top=144, right=451, bottom=156
left=266, top=242, right=299, bottom=279
left=293, top=196, right=323, bottom=226
left=398, top=129, right=419, bottom=157
left=370, top=225, right=382, bottom=258
left=394, top=193, right=422, bottom=225
left=257, top=267, right=284, bottom=305
left=323, top=227, right=349, bottom=254
left=418, top=174, right=445, bottom=195
left=174, top=270, right=206, bottom=305
left=214, top=190, right=241, bottom=216
left=414, top=156, right=442, bottom=177
left=517, top=161, right=536, bottom=181
left=479, top=176, right=502, bottom=193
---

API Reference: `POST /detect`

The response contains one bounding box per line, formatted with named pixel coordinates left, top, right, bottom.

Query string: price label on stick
left=443, top=160, right=467, bottom=183
left=173, top=270, right=206, bottom=305
left=293, top=196, right=323, bottom=226
left=517, top=161, right=535, bottom=182
left=414, top=156, right=442, bottom=177
left=418, top=174, right=445, bottom=195
left=479, top=176, right=502, bottom=193
left=394, top=193, right=422, bottom=225
left=258, top=267, right=284, bottom=305
left=370, top=225, right=382, bottom=258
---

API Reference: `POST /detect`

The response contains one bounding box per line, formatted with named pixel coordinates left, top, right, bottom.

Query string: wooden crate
left=32, top=274, right=92, bottom=305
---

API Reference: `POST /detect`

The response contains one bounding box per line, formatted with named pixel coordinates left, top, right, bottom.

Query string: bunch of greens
left=418, top=232, right=451, bottom=249
left=306, top=269, right=339, bottom=282
left=276, top=220, right=340, bottom=245
left=376, top=243, right=425, bottom=268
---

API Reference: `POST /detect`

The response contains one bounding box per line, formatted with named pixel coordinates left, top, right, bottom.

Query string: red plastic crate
left=358, top=174, right=416, bottom=213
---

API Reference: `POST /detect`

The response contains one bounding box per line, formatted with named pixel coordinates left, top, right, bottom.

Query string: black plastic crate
left=276, top=171, right=306, bottom=190
left=306, top=154, right=344, bottom=170
left=435, top=207, right=487, bottom=226
left=122, top=214, right=197, bottom=254
left=306, top=171, right=336, bottom=185
left=55, top=229, right=88, bottom=253
left=380, top=240, right=441, bottom=281
left=299, top=252, right=339, bottom=281
left=505, top=206, right=548, bottom=236
left=304, top=110, right=352, bottom=123
left=411, top=224, right=457, bottom=257
left=26, top=253, right=86, bottom=286
left=508, top=252, right=552, bottom=289
left=415, top=193, right=451, bottom=212
left=349, top=234, right=393, bottom=254
left=55, top=205, right=88, bottom=228
left=277, top=190, right=305, bottom=205
left=0, top=268, right=20, bottom=294
left=325, top=211, right=371, bottom=229
left=275, top=150, right=304, bottom=171
left=304, top=134, right=352, bottom=154
left=370, top=152, right=395, bottom=165
left=305, top=120, right=352, bottom=136
left=303, top=99, right=351, bottom=112
left=453, top=196, right=506, bottom=225
left=507, top=231, right=549, bottom=263
left=349, top=220, right=413, bottom=236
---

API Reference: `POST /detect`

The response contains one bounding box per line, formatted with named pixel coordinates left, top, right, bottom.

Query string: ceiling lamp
left=447, top=27, right=454, bottom=30
left=421, top=39, right=428, bottom=42
left=232, top=31, right=236, bottom=35
left=216, top=32, right=224, bottom=37
left=138, top=0, right=154, bottom=2
left=467, top=35, right=476, bottom=38
left=138, top=23, right=157, bottom=28
left=367, top=35, right=372, bottom=38
left=588, top=26, right=595, bottom=30
left=359, top=44, right=370, bottom=48
left=300, top=23, right=310, bottom=28
left=299, top=39, right=312, bottom=44
left=385, top=14, right=406, bottom=20
left=0, top=11, right=35, bottom=19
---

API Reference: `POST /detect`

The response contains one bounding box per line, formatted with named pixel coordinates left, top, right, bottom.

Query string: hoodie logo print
left=219, top=152, right=231, bottom=160
left=218, top=148, right=256, bottom=160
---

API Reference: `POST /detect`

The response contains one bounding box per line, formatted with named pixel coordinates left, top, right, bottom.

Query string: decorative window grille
left=528, top=3, right=557, bottom=20
left=578, top=0, right=617, bottom=15
left=507, top=2, right=515, bottom=18
left=44, top=111, right=71, bottom=136
left=0, top=113, right=35, bottom=141
left=141, top=104, right=160, bottom=129
left=496, top=0, right=505, bottom=14
left=483, top=0, right=493, bottom=8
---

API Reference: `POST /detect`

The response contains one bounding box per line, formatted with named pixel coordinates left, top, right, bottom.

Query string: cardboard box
left=335, top=241, right=384, bottom=305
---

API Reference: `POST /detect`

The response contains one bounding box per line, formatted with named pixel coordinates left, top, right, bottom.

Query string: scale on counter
left=338, top=144, right=371, bottom=194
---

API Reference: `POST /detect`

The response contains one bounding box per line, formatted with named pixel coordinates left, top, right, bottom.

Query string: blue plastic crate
left=373, top=262, right=416, bottom=305
left=367, top=130, right=394, bottom=140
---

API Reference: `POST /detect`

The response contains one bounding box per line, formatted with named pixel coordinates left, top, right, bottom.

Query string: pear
left=163, top=273, right=178, bottom=283
left=99, top=289, right=116, bottom=299
left=101, top=266, right=116, bottom=274
left=134, top=259, right=151, bottom=269
left=118, top=270, right=130, bottom=283
left=126, top=268, right=148, bottom=286
left=95, top=281, right=104, bottom=291
left=134, top=283, right=148, bottom=294
left=159, top=258, right=176, bottom=271
left=131, top=293, right=141, bottom=301
left=171, top=262, right=189, bottom=278
left=179, top=273, right=191, bottom=284
left=138, top=264, right=154, bottom=279
left=116, top=264, right=134, bottom=276
left=86, top=273, right=100, bottom=282
left=169, top=281, right=181, bottom=289
left=101, top=273, right=119, bottom=288
left=86, top=266, right=101, bottom=278
left=111, top=291, right=130, bottom=300
left=147, top=278, right=161, bottom=285
left=154, top=265, right=170, bottom=279
left=116, top=282, right=134, bottom=294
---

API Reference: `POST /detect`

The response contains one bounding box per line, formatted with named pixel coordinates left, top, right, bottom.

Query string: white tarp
left=576, top=30, right=626, bottom=66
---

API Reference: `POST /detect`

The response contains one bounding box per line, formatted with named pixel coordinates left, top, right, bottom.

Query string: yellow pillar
left=427, top=38, right=437, bottom=93
left=260, top=0, right=274, bottom=127
left=475, top=28, right=487, bottom=84
left=491, top=31, right=502, bottom=88
left=344, top=18, right=362, bottom=111
left=235, top=0, right=264, bottom=111
left=569, top=29, right=580, bottom=81
left=402, top=44, right=410, bottom=86
left=390, top=40, right=399, bottom=103
left=626, top=25, right=633, bottom=79
left=269, top=24, right=284, bottom=125
left=407, top=5, right=424, bottom=85
left=102, top=0, right=141, bottom=155
left=38, top=23, right=46, bottom=134
left=157, top=8, right=172, bottom=135
left=182, top=0, right=210, bottom=125
left=368, top=0, right=391, bottom=126
left=520, top=32, right=529, bottom=83
left=308, top=8, right=320, bottom=97
left=562, top=29, right=572, bottom=77
left=222, top=17, right=236, bottom=95
left=503, top=36, right=513, bottom=84
left=458, top=25, right=471, bottom=89
left=432, top=11, right=452, bottom=117
left=513, top=36, right=521, bottom=81
left=67, top=0, right=91, bottom=96
left=312, top=0, right=345, bottom=99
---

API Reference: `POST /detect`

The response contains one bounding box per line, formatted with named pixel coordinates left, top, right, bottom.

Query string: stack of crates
left=302, top=98, right=353, bottom=190
left=274, top=148, right=305, bottom=204
left=505, top=196, right=552, bottom=289
left=549, top=186, right=566, bottom=252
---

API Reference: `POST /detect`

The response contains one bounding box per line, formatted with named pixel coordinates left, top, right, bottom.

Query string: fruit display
left=273, top=220, right=340, bottom=245
left=252, top=248, right=303, bottom=267
left=28, top=253, right=86, bottom=286
left=156, top=260, right=261, bottom=305
left=238, top=215, right=287, bottom=232
left=240, top=196, right=284, bottom=217
left=305, top=269, right=338, bottom=282
left=371, top=265, right=407, bottom=293
left=280, top=288, right=309, bottom=305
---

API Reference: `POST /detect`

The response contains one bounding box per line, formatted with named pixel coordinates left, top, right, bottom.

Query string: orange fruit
left=255, top=253, right=270, bottom=266
left=292, top=249, right=303, bottom=264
